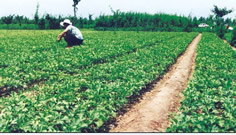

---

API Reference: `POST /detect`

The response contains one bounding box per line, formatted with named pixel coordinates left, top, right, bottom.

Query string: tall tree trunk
left=74, top=6, right=77, bottom=18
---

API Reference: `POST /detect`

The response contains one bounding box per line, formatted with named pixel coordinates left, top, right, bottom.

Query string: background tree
left=38, top=18, right=46, bottom=29
left=89, top=14, right=93, bottom=24
left=15, top=15, right=23, bottom=26
left=192, top=17, right=199, bottom=27
left=45, top=14, right=60, bottom=29
left=211, top=5, right=233, bottom=18
left=34, top=2, right=40, bottom=25
left=72, top=0, right=81, bottom=18
left=2, top=15, right=14, bottom=26
left=211, top=5, right=233, bottom=39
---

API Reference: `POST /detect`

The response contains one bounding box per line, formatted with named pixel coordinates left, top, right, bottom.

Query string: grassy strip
left=167, top=33, right=236, bottom=132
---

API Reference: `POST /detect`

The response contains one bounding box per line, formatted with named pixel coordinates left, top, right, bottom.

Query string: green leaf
left=95, top=119, right=104, bottom=128
left=219, top=120, right=224, bottom=127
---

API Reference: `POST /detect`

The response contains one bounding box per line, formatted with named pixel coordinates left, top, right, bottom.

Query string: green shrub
left=216, top=25, right=225, bottom=39
left=230, top=28, right=236, bottom=47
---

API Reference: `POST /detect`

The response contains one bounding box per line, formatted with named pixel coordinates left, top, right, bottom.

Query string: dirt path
left=232, top=46, right=236, bottom=51
left=109, top=34, right=202, bottom=132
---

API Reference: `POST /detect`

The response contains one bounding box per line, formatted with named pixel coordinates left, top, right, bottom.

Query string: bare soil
left=109, top=34, right=202, bottom=132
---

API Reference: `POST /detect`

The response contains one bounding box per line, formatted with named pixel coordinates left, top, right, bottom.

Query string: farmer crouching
left=57, top=19, right=83, bottom=48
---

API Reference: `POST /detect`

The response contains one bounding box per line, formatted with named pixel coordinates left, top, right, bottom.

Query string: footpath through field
left=110, top=34, right=202, bottom=132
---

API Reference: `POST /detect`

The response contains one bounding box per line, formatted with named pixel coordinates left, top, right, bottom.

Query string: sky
left=0, top=0, right=236, bottom=19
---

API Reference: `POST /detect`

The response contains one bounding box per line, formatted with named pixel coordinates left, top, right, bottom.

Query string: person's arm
left=57, top=29, right=69, bottom=41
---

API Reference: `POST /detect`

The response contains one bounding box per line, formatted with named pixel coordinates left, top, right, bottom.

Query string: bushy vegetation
left=211, top=5, right=233, bottom=39
left=224, top=29, right=236, bottom=47
left=230, top=28, right=236, bottom=47
left=1, top=11, right=235, bottom=32
left=94, top=11, right=192, bottom=31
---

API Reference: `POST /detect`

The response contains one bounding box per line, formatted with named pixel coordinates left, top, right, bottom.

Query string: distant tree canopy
left=34, top=3, right=40, bottom=25
left=73, top=0, right=81, bottom=18
left=1, top=15, right=14, bottom=25
left=211, top=5, right=233, bottom=18
left=0, top=11, right=235, bottom=32
left=0, top=9, right=235, bottom=33
left=211, top=5, right=234, bottom=39
left=93, top=11, right=221, bottom=32
left=15, top=15, right=24, bottom=26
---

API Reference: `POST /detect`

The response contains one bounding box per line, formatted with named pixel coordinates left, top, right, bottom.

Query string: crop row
left=0, top=32, right=198, bottom=132
left=167, top=33, right=236, bottom=132
left=0, top=31, right=184, bottom=95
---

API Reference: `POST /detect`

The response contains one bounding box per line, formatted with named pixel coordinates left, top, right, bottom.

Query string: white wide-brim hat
left=60, top=19, right=72, bottom=27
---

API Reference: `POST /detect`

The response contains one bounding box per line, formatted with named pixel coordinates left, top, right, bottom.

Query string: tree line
left=0, top=5, right=235, bottom=34
left=1, top=4, right=235, bottom=46
left=0, top=12, right=235, bottom=31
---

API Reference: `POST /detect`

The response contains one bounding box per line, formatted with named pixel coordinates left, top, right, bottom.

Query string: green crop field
left=0, top=30, right=235, bottom=132
left=167, top=33, right=236, bottom=132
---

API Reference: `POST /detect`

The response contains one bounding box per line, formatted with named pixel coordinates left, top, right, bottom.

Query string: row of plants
left=0, top=30, right=184, bottom=95
left=167, top=33, right=236, bottom=132
left=0, top=32, right=198, bottom=132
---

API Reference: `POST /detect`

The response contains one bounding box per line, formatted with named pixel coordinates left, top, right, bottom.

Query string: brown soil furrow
left=0, top=79, right=46, bottom=97
left=110, top=34, right=202, bottom=132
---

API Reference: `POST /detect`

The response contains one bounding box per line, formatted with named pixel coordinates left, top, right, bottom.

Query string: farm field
left=167, top=33, right=236, bottom=132
left=0, top=30, right=187, bottom=93
left=0, top=30, right=235, bottom=132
